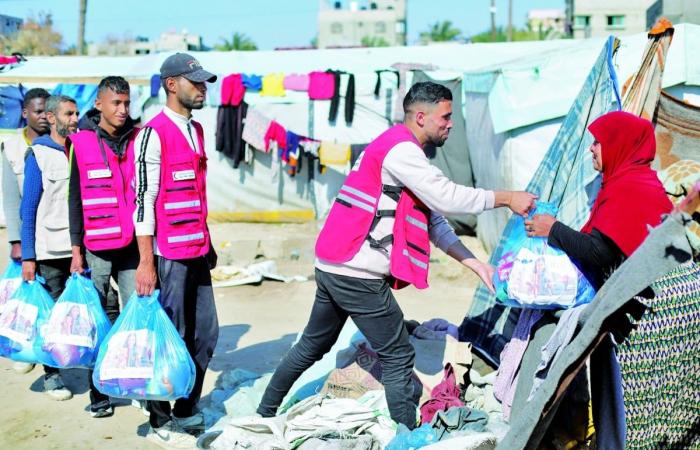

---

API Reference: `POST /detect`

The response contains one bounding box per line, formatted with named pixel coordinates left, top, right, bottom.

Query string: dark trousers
left=149, top=255, right=219, bottom=428
left=37, top=257, right=71, bottom=377
left=257, top=269, right=417, bottom=428
left=86, top=241, right=139, bottom=406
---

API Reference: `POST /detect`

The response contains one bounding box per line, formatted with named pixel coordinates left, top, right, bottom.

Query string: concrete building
left=88, top=30, right=203, bottom=56
left=317, top=0, right=406, bottom=48
left=0, top=14, right=22, bottom=37
left=573, top=0, right=656, bottom=38
left=646, top=0, right=700, bottom=28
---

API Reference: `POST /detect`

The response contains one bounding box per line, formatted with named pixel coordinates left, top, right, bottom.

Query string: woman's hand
left=463, top=258, right=496, bottom=293
left=524, top=214, right=557, bottom=238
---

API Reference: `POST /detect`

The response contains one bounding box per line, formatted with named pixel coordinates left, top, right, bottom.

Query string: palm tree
left=420, top=21, right=461, bottom=44
left=215, top=32, right=258, bottom=51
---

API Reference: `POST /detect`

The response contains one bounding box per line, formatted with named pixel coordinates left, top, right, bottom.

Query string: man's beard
left=427, top=135, right=448, bottom=147
left=56, top=119, right=74, bottom=137
left=179, top=93, right=204, bottom=110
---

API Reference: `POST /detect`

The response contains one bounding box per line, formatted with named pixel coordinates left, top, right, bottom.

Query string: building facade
left=0, top=14, right=22, bottom=38
left=573, top=0, right=656, bottom=38
left=318, top=0, right=406, bottom=48
left=646, top=0, right=700, bottom=28
left=88, top=30, right=203, bottom=56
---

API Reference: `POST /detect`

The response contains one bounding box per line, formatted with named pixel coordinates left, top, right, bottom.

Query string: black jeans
left=37, top=257, right=71, bottom=377
left=86, top=240, right=140, bottom=407
left=148, top=255, right=219, bottom=428
left=257, top=269, right=417, bottom=428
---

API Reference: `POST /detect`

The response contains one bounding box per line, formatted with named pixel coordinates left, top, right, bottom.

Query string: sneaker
left=147, top=421, right=198, bottom=449
left=132, top=399, right=150, bottom=417
left=173, top=412, right=205, bottom=434
left=43, top=373, right=73, bottom=401
left=12, top=361, right=36, bottom=374
left=90, top=400, right=114, bottom=418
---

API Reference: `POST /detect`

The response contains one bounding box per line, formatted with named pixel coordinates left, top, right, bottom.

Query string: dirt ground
left=0, top=222, right=489, bottom=449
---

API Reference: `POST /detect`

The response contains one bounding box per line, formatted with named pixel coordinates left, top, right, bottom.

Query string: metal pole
left=490, top=0, right=497, bottom=41
left=507, top=0, right=513, bottom=42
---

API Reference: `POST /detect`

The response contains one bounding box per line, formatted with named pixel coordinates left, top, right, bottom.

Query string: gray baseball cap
left=160, top=53, right=217, bottom=83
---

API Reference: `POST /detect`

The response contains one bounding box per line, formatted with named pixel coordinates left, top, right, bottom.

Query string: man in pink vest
left=133, top=53, right=218, bottom=448
left=67, top=76, right=139, bottom=419
left=257, top=82, right=537, bottom=428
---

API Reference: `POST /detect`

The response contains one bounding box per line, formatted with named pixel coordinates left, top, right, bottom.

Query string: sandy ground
left=0, top=222, right=488, bottom=449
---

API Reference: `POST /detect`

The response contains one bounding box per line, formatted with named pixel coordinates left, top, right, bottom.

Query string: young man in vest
left=1, top=87, right=50, bottom=375
left=67, top=76, right=139, bottom=418
left=257, top=82, right=537, bottom=428
left=20, top=94, right=78, bottom=401
left=134, top=53, right=219, bottom=448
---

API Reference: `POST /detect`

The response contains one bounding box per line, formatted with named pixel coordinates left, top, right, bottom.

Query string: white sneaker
left=12, top=361, right=35, bottom=374
left=173, top=412, right=205, bottom=433
left=44, top=373, right=73, bottom=401
left=147, top=421, right=198, bottom=449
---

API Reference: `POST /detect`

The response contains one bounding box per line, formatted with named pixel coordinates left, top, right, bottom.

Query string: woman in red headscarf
left=526, top=111, right=673, bottom=289
left=525, top=111, right=673, bottom=449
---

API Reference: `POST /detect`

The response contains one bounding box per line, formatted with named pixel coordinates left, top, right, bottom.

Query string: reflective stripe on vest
left=402, top=249, right=428, bottom=269
left=168, top=232, right=205, bottom=244
left=86, top=226, right=121, bottom=236
left=83, top=196, right=118, bottom=206
left=405, top=215, right=428, bottom=231
left=164, top=199, right=201, bottom=210
left=336, top=193, right=374, bottom=213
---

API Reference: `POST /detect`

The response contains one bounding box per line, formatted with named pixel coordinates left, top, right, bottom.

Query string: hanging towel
left=308, top=71, right=335, bottom=100
left=241, top=108, right=271, bottom=151
left=260, top=73, right=286, bottom=97
left=264, top=120, right=287, bottom=153
left=242, top=74, right=263, bottom=92
left=221, top=73, right=245, bottom=106
left=319, top=141, right=350, bottom=165
left=150, top=74, right=160, bottom=97
left=284, top=73, right=310, bottom=91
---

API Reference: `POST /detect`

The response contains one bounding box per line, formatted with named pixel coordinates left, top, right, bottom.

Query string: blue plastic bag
left=0, top=260, right=23, bottom=314
left=0, top=277, right=55, bottom=363
left=36, top=273, right=112, bottom=369
left=92, top=290, right=195, bottom=401
left=493, top=202, right=596, bottom=309
left=386, top=423, right=439, bottom=450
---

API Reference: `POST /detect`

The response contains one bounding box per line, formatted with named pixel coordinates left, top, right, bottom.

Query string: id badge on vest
left=87, top=168, right=112, bottom=179
left=172, top=169, right=196, bottom=181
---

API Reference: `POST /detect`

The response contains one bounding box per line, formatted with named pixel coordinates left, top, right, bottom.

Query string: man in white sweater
left=257, top=82, right=536, bottom=428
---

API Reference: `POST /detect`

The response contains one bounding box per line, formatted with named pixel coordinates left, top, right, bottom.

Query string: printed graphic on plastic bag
left=93, top=290, right=195, bottom=401
left=0, top=299, right=38, bottom=344
left=37, top=273, right=112, bottom=369
left=43, top=302, right=95, bottom=347
left=494, top=202, right=596, bottom=309
left=0, top=279, right=55, bottom=363
left=100, top=329, right=154, bottom=379
left=0, top=261, right=22, bottom=315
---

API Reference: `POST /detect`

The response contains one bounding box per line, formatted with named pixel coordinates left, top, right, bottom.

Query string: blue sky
left=1, top=0, right=565, bottom=49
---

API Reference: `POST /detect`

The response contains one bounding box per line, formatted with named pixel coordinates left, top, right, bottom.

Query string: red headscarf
left=580, top=111, right=672, bottom=256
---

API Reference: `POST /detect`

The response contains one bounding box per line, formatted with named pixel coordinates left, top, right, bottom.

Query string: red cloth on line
left=581, top=111, right=672, bottom=256
left=419, top=363, right=464, bottom=424
left=263, top=120, right=287, bottom=153
left=221, top=73, right=245, bottom=106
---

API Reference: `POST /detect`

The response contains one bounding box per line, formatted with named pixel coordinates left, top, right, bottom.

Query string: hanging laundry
left=285, top=132, right=303, bottom=176
left=419, top=363, right=464, bottom=424
left=326, top=70, right=356, bottom=126
left=263, top=120, right=286, bottom=153
left=206, top=75, right=223, bottom=107
left=283, top=73, right=310, bottom=91
left=260, top=73, right=286, bottom=97
left=373, top=69, right=400, bottom=98
left=149, top=74, right=160, bottom=97
left=350, top=144, right=367, bottom=167
left=242, top=74, right=263, bottom=92
left=308, top=71, right=335, bottom=100
left=0, top=84, right=28, bottom=129
left=216, top=101, right=249, bottom=167
left=319, top=141, right=350, bottom=166
left=301, top=139, right=322, bottom=179
left=221, top=73, right=245, bottom=106
left=241, top=108, right=271, bottom=151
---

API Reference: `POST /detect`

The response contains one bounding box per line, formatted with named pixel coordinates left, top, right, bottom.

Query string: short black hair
left=403, top=82, right=452, bottom=113
left=23, top=88, right=50, bottom=108
left=97, top=76, right=130, bottom=97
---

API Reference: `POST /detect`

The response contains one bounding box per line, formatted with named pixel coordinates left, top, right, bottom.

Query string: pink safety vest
left=315, top=124, right=431, bottom=290
left=70, top=129, right=137, bottom=251
left=146, top=112, right=210, bottom=260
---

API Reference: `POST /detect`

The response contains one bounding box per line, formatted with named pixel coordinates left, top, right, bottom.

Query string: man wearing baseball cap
left=133, top=53, right=219, bottom=448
